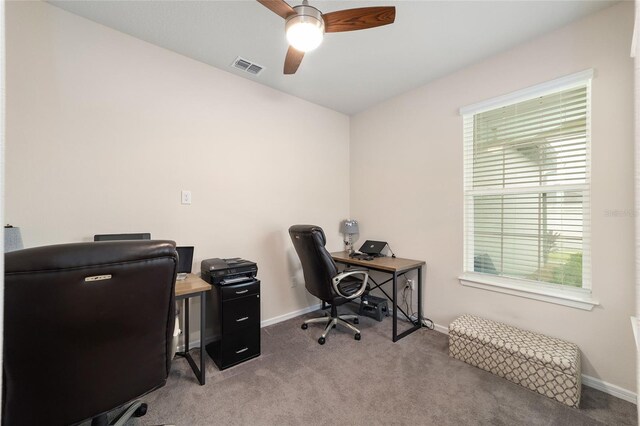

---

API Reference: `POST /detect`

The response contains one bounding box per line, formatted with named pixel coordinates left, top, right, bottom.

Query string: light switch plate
left=181, top=190, right=192, bottom=205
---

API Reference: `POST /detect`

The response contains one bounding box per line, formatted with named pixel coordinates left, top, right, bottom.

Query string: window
left=460, top=71, right=596, bottom=310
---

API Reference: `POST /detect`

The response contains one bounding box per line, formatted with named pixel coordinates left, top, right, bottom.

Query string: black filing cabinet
left=205, top=279, right=260, bottom=370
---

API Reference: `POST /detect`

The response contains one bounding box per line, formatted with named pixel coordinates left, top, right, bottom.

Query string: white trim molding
left=260, top=303, right=322, bottom=328
left=459, top=274, right=599, bottom=311
left=433, top=322, right=449, bottom=335
left=582, top=375, right=637, bottom=404
left=461, top=72, right=594, bottom=310
left=459, top=69, right=594, bottom=115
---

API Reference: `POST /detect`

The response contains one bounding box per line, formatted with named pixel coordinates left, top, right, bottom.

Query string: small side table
left=175, top=274, right=211, bottom=385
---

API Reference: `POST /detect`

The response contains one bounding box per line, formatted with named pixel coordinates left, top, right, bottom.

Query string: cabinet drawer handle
left=235, top=347, right=248, bottom=354
left=235, top=289, right=249, bottom=294
left=236, top=316, right=249, bottom=322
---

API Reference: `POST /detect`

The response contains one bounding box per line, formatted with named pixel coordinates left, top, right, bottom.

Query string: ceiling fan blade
left=323, top=7, right=396, bottom=33
left=257, top=0, right=296, bottom=19
left=284, top=46, right=305, bottom=74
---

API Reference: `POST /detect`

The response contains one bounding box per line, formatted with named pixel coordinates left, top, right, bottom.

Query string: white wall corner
left=631, top=0, right=638, bottom=58
left=634, top=0, right=640, bottom=417
left=0, top=0, right=5, bottom=415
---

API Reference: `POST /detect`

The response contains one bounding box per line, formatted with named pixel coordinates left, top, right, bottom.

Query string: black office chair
left=3, top=240, right=178, bottom=426
left=289, top=225, right=369, bottom=345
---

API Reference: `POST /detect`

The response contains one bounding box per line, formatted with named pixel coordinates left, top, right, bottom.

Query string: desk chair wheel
left=301, top=323, right=308, bottom=330
left=353, top=318, right=359, bottom=324
left=133, top=403, right=148, bottom=417
left=354, top=333, right=361, bottom=341
left=318, top=337, right=326, bottom=345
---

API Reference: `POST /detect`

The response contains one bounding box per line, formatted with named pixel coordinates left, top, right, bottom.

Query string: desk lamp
left=340, top=219, right=359, bottom=254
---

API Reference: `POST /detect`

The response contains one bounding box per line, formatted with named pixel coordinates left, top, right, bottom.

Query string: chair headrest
left=288, top=225, right=326, bottom=246
left=5, top=240, right=177, bottom=274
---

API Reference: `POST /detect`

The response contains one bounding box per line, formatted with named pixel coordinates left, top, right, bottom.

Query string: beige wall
left=5, top=2, right=350, bottom=326
left=351, top=2, right=635, bottom=391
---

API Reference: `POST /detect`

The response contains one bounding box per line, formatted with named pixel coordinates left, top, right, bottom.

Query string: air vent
left=231, top=57, right=265, bottom=76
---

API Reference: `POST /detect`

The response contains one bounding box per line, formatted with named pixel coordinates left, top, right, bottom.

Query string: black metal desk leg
left=176, top=294, right=205, bottom=385
left=184, top=298, right=190, bottom=353
left=199, top=291, right=206, bottom=385
left=417, top=266, right=423, bottom=327
left=392, top=271, right=398, bottom=342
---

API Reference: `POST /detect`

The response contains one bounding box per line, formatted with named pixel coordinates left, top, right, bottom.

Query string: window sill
left=458, top=273, right=599, bottom=311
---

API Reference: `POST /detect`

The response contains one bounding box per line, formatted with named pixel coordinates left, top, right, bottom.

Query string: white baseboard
left=582, top=374, right=637, bottom=404
left=177, top=303, right=323, bottom=352
left=431, top=323, right=637, bottom=404
left=260, top=303, right=322, bottom=327
left=433, top=322, right=449, bottom=335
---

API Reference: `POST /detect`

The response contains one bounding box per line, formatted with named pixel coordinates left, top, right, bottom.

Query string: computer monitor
left=94, top=233, right=151, bottom=241
left=176, top=246, right=194, bottom=276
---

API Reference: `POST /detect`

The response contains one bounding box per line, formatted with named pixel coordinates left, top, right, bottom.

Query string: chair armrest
left=331, top=270, right=369, bottom=300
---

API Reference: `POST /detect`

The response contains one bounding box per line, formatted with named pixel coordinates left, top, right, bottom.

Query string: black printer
left=201, top=257, right=258, bottom=285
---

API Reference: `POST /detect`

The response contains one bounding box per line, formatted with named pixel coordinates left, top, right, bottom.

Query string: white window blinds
left=463, top=77, right=591, bottom=290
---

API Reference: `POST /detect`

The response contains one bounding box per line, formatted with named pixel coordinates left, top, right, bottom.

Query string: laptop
left=358, top=240, right=388, bottom=257
left=176, top=246, right=194, bottom=280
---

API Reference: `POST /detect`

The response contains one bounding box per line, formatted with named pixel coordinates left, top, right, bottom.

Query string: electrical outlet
left=407, top=279, right=415, bottom=290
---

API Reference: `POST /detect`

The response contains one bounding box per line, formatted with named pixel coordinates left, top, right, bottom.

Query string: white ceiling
left=49, top=0, right=616, bottom=115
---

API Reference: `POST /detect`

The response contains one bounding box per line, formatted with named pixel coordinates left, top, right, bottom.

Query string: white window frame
left=459, top=70, right=598, bottom=311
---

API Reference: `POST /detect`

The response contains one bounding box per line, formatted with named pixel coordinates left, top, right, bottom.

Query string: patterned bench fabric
left=449, top=314, right=581, bottom=407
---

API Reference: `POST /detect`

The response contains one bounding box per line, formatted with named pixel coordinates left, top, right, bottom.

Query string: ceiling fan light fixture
left=285, top=5, right=324, bottom=52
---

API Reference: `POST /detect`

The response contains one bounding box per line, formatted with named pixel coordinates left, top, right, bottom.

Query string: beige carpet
left=105, top=306, right=636, bottom=425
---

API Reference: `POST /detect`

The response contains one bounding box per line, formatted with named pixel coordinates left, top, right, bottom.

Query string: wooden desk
left=331, top=251, right=426, bottom=342
left=175, top=274, right=212, bottom=385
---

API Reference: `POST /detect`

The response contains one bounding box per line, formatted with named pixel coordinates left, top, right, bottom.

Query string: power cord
left=402, top=277, right=434, bottom=330
left=387, top=243, right=397, bottom=258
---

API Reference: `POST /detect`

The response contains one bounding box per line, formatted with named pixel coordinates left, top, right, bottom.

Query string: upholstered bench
left=449, top=314, right=581, bottom=407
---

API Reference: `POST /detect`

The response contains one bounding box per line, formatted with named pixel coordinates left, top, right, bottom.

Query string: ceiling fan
left=257, top=0, right=396, bottom=74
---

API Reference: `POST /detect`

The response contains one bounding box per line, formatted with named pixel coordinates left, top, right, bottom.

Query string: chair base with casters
left=301, top=304, right=362, bottom=345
